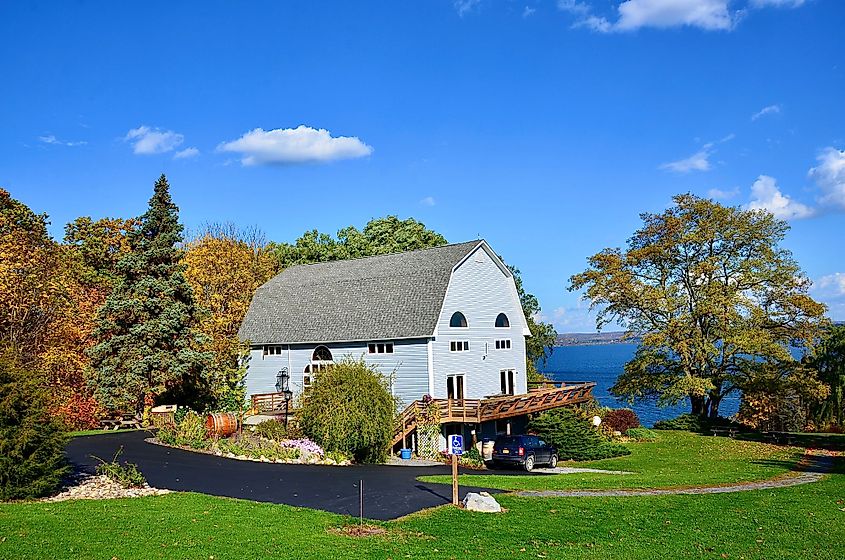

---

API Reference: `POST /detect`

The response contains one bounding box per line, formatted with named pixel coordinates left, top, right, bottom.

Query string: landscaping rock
left=462, top=491, right=502, bottom=513
left=42, top=474, right=169, bottom=502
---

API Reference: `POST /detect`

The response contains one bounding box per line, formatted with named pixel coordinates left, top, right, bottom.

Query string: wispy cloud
left=124, top=126, right=184, bottom=155
left=811, top=272, right=845, bottom=320
left=454, top=0, right=481, bottom=17
left=217, top=125, right=373, bottom=166
left=38, top=134, right=87, bottom=147
left=660, top=147, right=713, bottom=173
left=751, top=104, right=782, bottom=121
left=174, top=147, right=200, bottom=159
left=809, top=147, right=845, bottom=211
left=523, top=5, right=537, bottom=18
left=707, top=187, right=739, bottom=200
left=419, top=196, right=436, bottom=207
left=746, top=175, right=815, bottom=220
left=560, top=0, right=807, bottom=33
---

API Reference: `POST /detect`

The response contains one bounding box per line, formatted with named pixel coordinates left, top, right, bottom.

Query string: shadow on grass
left=750, top=455, right=843, bottom=475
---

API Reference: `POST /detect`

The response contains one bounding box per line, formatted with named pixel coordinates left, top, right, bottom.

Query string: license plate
left=502, top=449, right=509, bottom=454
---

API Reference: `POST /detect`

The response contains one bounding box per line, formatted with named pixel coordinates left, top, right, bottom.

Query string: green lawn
left=419, top=431, right=803, bottom=491
left=1, top=460, right=843, bottom=560
left=68, top=428, right=147, bottom=437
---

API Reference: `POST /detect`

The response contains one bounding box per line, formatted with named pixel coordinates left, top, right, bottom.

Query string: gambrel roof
left=238, top=240, right=508, bottom=344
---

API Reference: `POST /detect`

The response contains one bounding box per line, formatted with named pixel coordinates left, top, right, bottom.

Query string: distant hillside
left=555, top=331, right=640, bottom=346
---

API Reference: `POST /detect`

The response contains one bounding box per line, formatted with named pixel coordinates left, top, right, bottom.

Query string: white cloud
left=38, top=134, right=87, bottom=147
left=660, top=145, right=713, bottom=173
left=751, top=104, right=782, bottom=121
left=523, top=5, right=537, bottom=18
left=707, top=187, right=739, bottom=200
left=217, top=125, right=373, bottom=166
left=814, top=273, right=845, bottom=298
left=749, top=0, right=805, bottom=7
left=454, top=0, right=480, bottom=17
left=746, top=175, right=814, bottom=220
left=809, top=147, right=845, bottom=210
left=124, top=126, right=184, bottom=155
left=174, top=147, right=200, bottom=159
left=420, top=196, right=436, bottom=206
left=558, top=0, right=591, bottom=15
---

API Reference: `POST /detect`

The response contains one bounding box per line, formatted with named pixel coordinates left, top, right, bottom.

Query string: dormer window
left=495, top=313, right=510, bottom=328
left=450, top=311, right=468, bottom=328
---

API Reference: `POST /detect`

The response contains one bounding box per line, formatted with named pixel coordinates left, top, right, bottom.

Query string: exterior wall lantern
left=276, top=368, right=293, bottom=428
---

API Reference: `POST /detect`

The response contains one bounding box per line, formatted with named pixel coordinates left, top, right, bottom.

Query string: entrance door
left=446, top=374, right=465, bottom=400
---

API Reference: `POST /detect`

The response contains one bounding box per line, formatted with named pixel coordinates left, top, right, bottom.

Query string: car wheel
left=523, top=455, right=535, bottom=472
left=549, top=454, right=558, bottom=468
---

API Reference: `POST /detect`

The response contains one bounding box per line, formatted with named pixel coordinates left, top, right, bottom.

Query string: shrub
left=253, top=419, right=289, bottom=441
left=0, top=356, right=69, bottom=500
left=460, top=446, right=485, bottom=468
left=299, top=358, right=397, bottom=463
left=215, top=437, right=302, bottom=462
left=157, top=411, right=209, bottom=449
left=603, top=408, right=640, bottom=433
left=625, top=427, right=658, bottom=442
left=528, top=407, right=630, bottom=461
left=653, top=413, right=742, bottom=433
left=94, top=448, right=146, bottom=488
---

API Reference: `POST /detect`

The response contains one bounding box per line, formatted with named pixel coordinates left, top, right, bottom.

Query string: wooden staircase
left=392, top=382, right=595, bottom=447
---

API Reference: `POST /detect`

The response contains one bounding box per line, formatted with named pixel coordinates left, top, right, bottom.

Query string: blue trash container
left=400, top=448, right=412, bottom=460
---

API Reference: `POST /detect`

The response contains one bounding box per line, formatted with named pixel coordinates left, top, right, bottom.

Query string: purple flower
left=279, top=438, right=324, bottom=456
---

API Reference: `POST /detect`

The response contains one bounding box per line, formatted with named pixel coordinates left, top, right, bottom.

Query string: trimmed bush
left=299, top=358, right=397, bottom=463
left=603, top=408, right=641, bottom=433
left=625, top=427, right=658, bottom=442
left=0, top=356, right=69, bottom=500
left=528, top=407, right=630, bottom=461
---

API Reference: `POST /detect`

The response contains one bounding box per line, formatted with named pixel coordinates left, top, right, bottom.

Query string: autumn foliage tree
left=570, top=194, right=828, bottom=418
left=88, top=175, right=211, bottom=413
left=183, top=224, right=276, bottom=409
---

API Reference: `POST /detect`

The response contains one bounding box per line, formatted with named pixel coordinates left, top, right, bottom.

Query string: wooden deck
left=392, top=382, right=596, bottom=446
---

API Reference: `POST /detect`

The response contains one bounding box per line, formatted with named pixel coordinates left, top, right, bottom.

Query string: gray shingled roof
left=238, top=241, right=482, bottom=344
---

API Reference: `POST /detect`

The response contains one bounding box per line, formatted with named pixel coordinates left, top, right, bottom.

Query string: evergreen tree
left=0, top=353, right=68, bottom=500
left=88, top=175, right=211, bottom=412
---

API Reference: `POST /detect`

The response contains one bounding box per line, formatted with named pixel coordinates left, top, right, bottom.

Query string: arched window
left=495, top=313, right=510, bottom=328
left=450, top=311, right=468, bottom=328
left=303, top=364, right=313, bottom=389
left=312, top=346, right=333, bottom=362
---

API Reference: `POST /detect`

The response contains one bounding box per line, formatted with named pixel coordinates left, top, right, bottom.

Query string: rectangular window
left=449, top=340, right=469, bottom=352
left=494, top=339, right=511, bottom=350
left=263, top=345, right=283, bottom=356
left=447, top=374, right=465, bottom=400
left=500, top=369, right=515, bottom=395
left=367, top=342, right=394, bottom=354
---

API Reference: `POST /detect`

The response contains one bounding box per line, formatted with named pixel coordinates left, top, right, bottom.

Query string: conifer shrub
left=528, top=407, right=630, bottom=461
left=0, top=356, right=69, bottom=500
left=625, top=427, right=658, bottom=441
left=603, top=408, right=641, bottom=433
left=299, top=358, right=397, bottom=463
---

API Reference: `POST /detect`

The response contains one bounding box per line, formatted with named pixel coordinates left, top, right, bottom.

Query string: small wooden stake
left=360, top=479, right=364, bottom=527
left=451, top=453, right=459, bottom=506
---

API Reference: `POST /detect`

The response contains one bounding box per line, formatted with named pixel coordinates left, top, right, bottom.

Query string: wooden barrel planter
left=205, top=412, right=239, bottom=437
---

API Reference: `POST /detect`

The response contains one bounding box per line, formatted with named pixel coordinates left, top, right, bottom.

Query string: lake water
left=537, top=344, right=740, bottom=427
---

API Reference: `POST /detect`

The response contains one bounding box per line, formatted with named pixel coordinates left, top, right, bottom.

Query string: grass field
left=0, top=431, right=842, bottom=559
left=420, top=431, right=803, bottom=491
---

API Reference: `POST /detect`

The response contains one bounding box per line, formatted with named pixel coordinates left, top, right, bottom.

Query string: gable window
left=446, top=374, right=465, bottom=400
left=494, top=339, right=512, bottom=350
left=450, top=311, right=468, bottom=328
left=367, top=342, right=394, bottom=354
left=500, top=369, right=515, bottom=395
left=263, top=345, right=283, bottom=357
left=450, top=340, right=469, bottom=352
left=495, top=313, right=510, bottom=328
left=312, top=346, right=333, bottom=361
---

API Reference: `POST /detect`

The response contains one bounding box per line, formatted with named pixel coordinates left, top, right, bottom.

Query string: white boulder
left=462, top=492, right=502, bottom=513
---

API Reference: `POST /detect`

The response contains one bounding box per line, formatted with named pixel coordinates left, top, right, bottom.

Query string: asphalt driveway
left=66, top=431, right=499, bottom=520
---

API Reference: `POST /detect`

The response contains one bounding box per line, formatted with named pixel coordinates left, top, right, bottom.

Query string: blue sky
left=2, top=0, right=843, bottom=331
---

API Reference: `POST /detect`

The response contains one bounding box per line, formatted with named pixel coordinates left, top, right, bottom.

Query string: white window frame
left=494, top=313, right=510, bottom=329
left=494, top=339, right=512, bottom=350
left=263, top=345, right=283, bottom=357
left=446, top=373, right=466, bottom=400
left=367, top=342, right=395, bottom=354
left=500, top=369, right=516, bottom=395
left=449, top=340, right=470, bottom=352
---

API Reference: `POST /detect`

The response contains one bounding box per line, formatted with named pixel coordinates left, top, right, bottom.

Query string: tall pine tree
left=88, top=175, right=211, bottom=412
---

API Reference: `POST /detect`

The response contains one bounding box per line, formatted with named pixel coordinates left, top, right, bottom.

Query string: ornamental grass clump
left=157, top=411, right=209, bottom=449
left=299, top=357, right=398, bottom=463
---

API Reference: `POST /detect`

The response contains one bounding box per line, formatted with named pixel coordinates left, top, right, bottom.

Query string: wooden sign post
left=447, top=434, right=463, bottom=506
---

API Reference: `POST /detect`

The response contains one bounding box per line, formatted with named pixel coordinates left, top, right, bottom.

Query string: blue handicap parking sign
left=448, top=434, right=463, bottom=455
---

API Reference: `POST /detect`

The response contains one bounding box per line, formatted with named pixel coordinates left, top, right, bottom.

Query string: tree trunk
left=690, top=394, right=706, bottom=416
left=708, top=387, right=722, bottom=419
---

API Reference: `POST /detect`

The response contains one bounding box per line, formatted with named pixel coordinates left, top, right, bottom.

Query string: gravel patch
left=42, top=473, right=170, bottom=502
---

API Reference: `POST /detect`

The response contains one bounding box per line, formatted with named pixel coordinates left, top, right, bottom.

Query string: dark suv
left=490, top=435, right=557, bottom=472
